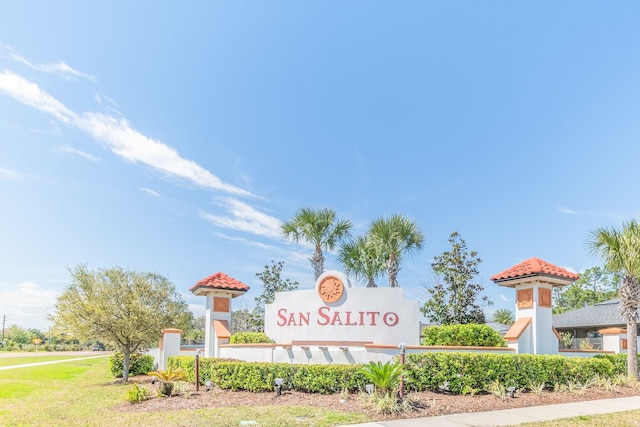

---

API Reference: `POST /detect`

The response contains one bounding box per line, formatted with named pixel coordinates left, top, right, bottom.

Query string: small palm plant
left=148, top=367, right=189, bottom=397
left=358, top=361, right=403, bottom=396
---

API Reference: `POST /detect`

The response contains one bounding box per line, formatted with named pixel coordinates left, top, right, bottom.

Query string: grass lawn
left=0, top=357, right=369, bottom=427
left=3, top=357, right=640, bottom=426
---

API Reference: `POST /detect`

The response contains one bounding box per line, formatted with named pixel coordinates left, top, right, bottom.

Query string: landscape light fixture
left=365, top=384, right=374, bottom=394
left=507, top=386, right=516, bottom=398
left=398, top=343, right=407, bottom=398
left=205, top=380, right=212, bottom=392
left=275, top=378, right=284, bottom=397
left=195, top=349, right=202, bottom=391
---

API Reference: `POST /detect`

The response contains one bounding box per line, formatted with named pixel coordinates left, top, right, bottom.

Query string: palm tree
left=281, top=207, right=352, bottom=280
left=367, top=214, right=424, bottom=287
left=588, top=220, right=640, bottom=379
left=491, top=308, right=514, bottom=326
left=338, top=235, right=386, bottom=287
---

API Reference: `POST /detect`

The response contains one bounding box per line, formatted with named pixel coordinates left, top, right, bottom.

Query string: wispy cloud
left=0, top=167, right=17, bottom=179
left=76, top=112, right=254, bottom=197
left=0, top=70, right=254, bottom=197
left=499, top=294, right=508, bottom=302
left=200, top=198, right=282, bottom=239
left=0, top=70, right=74, bottom=123
left=141, top=188, right=159, bottom=197
left=558, top=206, right=577, bottom=215
left=557, top=206, right=627, bottom=222
left=57, top=145, right=100, bottom=162
left=1, top=44, right=96, bottom=82
left=213, top=232, right=281, bottom=251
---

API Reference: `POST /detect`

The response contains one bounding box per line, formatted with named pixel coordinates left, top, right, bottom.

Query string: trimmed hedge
left=229, top=332, right=274, bottom=344
left=168, top=352, right=631, bottom=395
left=404, top=352, right=624, bottom=394
left=168, top=356, right=367, bottom=393
left=110, top=352, right=155, bottom=378
left=422, top=324, right=507, bottom=347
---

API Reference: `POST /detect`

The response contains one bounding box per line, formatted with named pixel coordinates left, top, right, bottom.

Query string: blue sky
left=1, top=2, right=639, bottom=330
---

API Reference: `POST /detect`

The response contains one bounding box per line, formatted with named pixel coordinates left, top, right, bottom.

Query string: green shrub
left=559, top=331, right=574, bottom=349
left=148, top=367, right=189, bottom=397
left=422, top=324, right=507, bottom=347
left=167, top=352, right=631, bottom=396
left=404, top=352, right=618, bottom=394
left=358, top=361, right=403, bottom=396
left=229, top=332, right=274, bottom=344
left=124, top=383, right=150, bottom=403
left=593, top=353, right=628, bottom=376
left=110, top=352, right=155, bottom=378
left=168, top=356, right=366, bottom=394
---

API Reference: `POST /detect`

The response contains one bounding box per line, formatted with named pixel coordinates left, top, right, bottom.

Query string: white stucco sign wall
left=265, top=270, right=420, bottom=345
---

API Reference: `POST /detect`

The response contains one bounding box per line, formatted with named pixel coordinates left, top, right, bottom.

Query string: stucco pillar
left=492, top=258, right=578, bottom=355
left=159, top=328, right=182, bottom=370
left=204, top=291, right=233, bottom=358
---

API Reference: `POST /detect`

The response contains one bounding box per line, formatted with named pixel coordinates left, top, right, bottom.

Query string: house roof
left=485, top=321, right=512, bottom=336
left=189, top=272, right=250, bottom=295
left=491, top=257, right=579, bottom=283
left=552, top=299, right=625, bottom=329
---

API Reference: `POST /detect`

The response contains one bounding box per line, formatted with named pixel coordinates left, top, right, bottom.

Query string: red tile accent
left=491, top=257, right=579, bottom=282
left=189, top=272, right=250, bottom=293
left=504, top=317, right=531, bottom=340
left=213, top=319, right=231, bottom=339
left=599, top=328, right=626, bottom=335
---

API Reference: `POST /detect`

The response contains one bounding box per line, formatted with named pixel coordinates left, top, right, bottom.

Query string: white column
left=204, top=295, right=214, bottom=358
left=160, top=328, right=182, bottom=370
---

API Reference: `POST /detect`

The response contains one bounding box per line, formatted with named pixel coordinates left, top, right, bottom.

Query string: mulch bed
left=115, top=376, right=640, bottom=422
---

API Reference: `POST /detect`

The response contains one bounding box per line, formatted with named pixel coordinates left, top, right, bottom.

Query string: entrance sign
left=265, top=270, right=420, bottom=345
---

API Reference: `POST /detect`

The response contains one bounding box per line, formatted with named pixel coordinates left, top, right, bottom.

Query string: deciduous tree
left=252, top=260, right=299, bottom=331
left=421, top=232, right=491, bottom=324
left=552, top=266, right=621, bottom=314
left=231, top=307, right=262, bottom=333
left=52, top=265, right=191, bottom=381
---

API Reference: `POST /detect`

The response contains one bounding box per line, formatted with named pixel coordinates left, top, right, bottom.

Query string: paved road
left=0, top=353, right=111, bottom=371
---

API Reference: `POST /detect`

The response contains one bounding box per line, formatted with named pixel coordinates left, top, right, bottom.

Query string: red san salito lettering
left=383, top=312, right=399, bottom=326
left=298, top=312, right=310, bottom=325
left=330, top=311, right=343, bottom=325
left=317, top=306, right=330, bottom=325
left=277, top=309, right=311, bottom=326
left=367, top=311, right=380, bottom=325
left=344, top=311, right=358, bottom=326
left=277, top=308, right=288, bottom=326
left=279, top=307, right=399, bottom=327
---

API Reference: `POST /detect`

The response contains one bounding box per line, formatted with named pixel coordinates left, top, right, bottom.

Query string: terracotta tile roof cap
left=491, top=257, right=579, bottom=282
left=189, top=272, right=250, bottom=293
left=504, top=317, right=532, bottom=341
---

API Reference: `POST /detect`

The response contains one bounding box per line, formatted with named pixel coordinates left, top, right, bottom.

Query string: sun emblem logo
left=318, top=276, right=344, bottom=303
